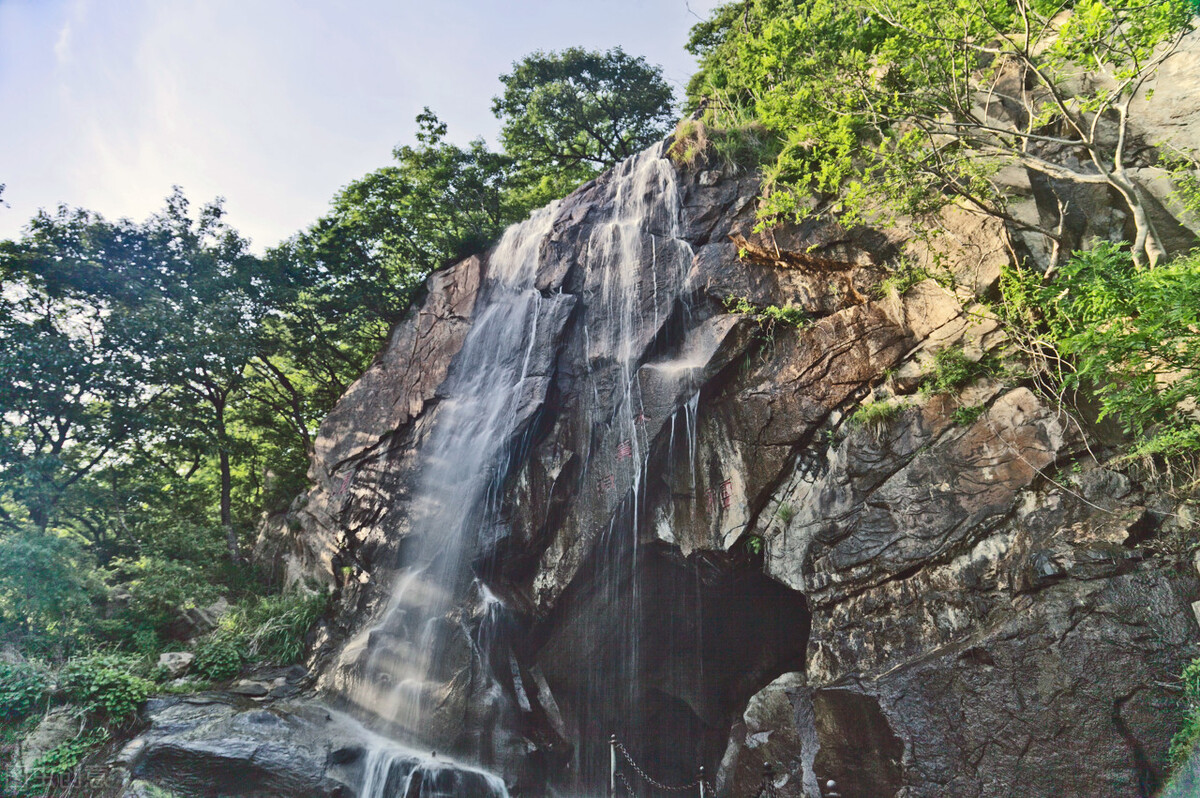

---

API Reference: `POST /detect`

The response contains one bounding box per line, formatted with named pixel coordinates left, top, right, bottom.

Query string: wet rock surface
left=117, top=692, right=505, bottom=798
left=119, top=695, right=354, bottom=797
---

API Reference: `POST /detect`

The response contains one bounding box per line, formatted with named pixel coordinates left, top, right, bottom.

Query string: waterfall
left=346, top=145, right=697, bottom=796
left=348, top=198, right=561, bottom=740
left=352, top=721, right=510, bottom=798
left=565, top=148, right=698, bottom=788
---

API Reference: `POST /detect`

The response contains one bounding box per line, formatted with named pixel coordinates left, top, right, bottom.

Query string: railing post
left=699, top=765, right=706, bottom=798
left=761, top=762, right=774, bottom=798
left=609, top=734, right=617, bottom=798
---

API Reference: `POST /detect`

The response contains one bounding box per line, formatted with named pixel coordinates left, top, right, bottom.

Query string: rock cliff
left=127, top=34, right=1200, bottom=798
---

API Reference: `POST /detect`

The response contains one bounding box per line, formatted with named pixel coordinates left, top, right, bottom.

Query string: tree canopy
left=493, top=47, right=677, bottom=186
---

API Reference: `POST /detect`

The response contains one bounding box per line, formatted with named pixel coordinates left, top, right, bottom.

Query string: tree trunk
left=1130, top=188, right=1167, bottom=269
left=215, top=404, right=241, bottom=564
left=219, top=447, right=239, bottom=563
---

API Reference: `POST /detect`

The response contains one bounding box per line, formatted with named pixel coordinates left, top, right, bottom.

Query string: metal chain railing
left=609, top=734, right=714, bottom=797
left=609, top=735, right=842, bottom=798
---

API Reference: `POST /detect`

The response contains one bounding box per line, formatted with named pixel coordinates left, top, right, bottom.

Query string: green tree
left=269, top=109, right=533, bottom=409
left=687, top=0, right=1197, bottom=267
left=493, top=47, right=676, bottom=186
left=0, top=532, right=96, bottom=651
left=0, top=193, right=285, bottom=562
left=1004, top=242, right=1200, bottom=446
left=131, top=192, right=283, bottom=562
left=0, top=209, right=157, bottom=537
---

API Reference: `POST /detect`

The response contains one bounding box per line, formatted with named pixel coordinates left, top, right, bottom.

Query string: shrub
left=22, top=728, right=109, bottom=791
left=0, top=660, right=47, bottom=722
left=668, top=118, right=710, bottom=167
left=1170, top=658, right=1200, bottom=769
left=59, top=653, right=151, bottom=722
left=0, top=532, right=97, bottom=652
left=238, top=590, right=328, bottom=664
left=876, top=257, right=950, bottom=297
left=952, top=404, right=986, bottom=426
left=138, top=521, right=228, bottom=565
left=723, top=295, right=810, bottom=338
left=181, top=588, right=328, bottom=682
left=105, top=556, right=221, bottom=646
left=669, top=118, right=780, bottom=171
left=1128, top=426, right=1200, bottom=461
left=849, top=400, right=905, bottom=439
left=1002, top=244, right=1200, bottom=475
left=191, top=633, right=244, bottom=682
left=922, top=347, right=988, bottom=395
left=710, top=121, right=779, bottom=171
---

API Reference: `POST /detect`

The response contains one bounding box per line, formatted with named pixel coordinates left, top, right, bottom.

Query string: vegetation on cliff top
left=685, top=0, right=1199, bottom=467
left=684, top=0, right=1196, bottom=266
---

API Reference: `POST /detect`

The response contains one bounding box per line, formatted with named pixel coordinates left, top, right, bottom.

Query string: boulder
left=1134, top=28, right=1200, bottom=158
left=8, top=707, right=84, bottom=786
left=229, top=680, right=270, bottom=698
left=156, top=652, right=194, bottom=679
left=168, top=597, right=231, bottom=640
left=118, top=694, right=507, bottom=798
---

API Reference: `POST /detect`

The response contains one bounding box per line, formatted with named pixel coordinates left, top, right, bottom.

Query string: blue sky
left=0, top=0, right=721, bottom=249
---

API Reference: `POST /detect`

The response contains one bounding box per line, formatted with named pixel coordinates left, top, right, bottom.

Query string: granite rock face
left=119, top=695, right=355, bottom=798
left=115, top=693, right=504, bottom=798
left=242, top=138, right=1200, bottom=798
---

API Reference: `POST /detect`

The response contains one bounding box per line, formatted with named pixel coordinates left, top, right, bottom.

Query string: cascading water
left=339, top=200, right=567, bottom=798
left=566, top=149, right=700, bottom=786
left=341, top=146, right=702, bottom=796
left=350, top=717, right=511, bottom=798
left=346, top=199, right=562, bottom=731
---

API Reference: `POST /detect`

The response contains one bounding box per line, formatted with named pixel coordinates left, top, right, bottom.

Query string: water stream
left=349, top=147, right=698, bottom=797
left=349, top=198, right=561, bottom=738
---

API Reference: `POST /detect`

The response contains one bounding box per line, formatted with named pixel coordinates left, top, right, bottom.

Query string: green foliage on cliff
left=1002, top=243, right=1200, bottom=465
left=667, top=117, right=780, bottom=172
left=1170, top=658, right=1200, bottom=768
left=685, top=0, right=1195, bottom=265
left=723, top=294, right=810, bottom=338
left=922, top=348, right=992, bottom=395
left=60, top=653, right=151, bottom=722
left=849, top=399, right=906, bottom=439
left=196, top=589, right=330, bottom=680
left=0, top=662, right=47, bottom=723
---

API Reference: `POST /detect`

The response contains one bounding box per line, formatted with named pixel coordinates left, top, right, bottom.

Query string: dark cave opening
left=532, top=538, right=810, bottom=795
